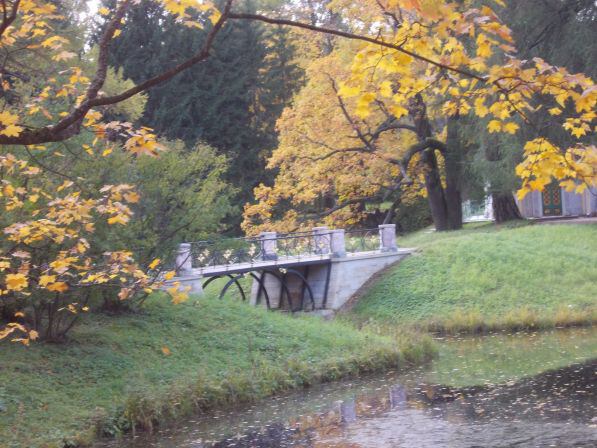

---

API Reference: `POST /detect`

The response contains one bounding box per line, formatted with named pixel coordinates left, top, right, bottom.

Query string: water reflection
left=100, top=327, right=597, bottom=448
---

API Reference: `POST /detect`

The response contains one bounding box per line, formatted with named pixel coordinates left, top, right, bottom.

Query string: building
left=462, top=183, right=597, bottom=222
left=516, top=183, right=597, bottom=218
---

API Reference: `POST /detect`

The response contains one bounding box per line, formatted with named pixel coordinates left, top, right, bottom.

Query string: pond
left=102, top=327, right=597, bottom=448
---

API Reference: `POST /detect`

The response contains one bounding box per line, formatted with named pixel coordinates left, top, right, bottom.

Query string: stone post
left=330, top=228, right=346, bottom=257
left=176, top=243, right=193, bottom=275
left=379, top=224, right=398, bottom=252
left=312, top=226, right=331, bottom=254
left=259, top=232, right=278, bottom=260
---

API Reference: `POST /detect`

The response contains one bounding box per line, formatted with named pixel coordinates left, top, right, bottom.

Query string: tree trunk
left=484, top=136, right=522, bottom=224
left=444, top=116, right=464, bottom=230
left=408, top=94, right=448, bottom=231
left=421, top=148, right=450, bottom=231
left=492, top=192, right=522, bottom=223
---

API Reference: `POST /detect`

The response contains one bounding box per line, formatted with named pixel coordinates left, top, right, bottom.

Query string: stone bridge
left=167, top=224, right=413, bottom=313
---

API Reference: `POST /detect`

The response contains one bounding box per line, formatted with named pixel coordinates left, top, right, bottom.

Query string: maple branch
left=228, top=12, right=486, bottom=82
left=328, top=75, right=378, bottom=151
left=0, top=0, right=233, bottom=145
left=314, top=195, right=380, bottom=218
left=299, top=146, right=373, bottom=162
left=92, top=0, right=232, bottom=107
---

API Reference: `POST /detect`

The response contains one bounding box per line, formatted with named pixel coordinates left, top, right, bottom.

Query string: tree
left=102, top=0, right=304, bottom=219
left=242, top=45, right=465, bottom=232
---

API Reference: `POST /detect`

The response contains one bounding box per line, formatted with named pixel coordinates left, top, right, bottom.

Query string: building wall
left=517, top=186, right=597, bottom=218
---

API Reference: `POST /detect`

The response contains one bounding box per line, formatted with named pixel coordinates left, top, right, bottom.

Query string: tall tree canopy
left=102, top=0, right=304, bottom=213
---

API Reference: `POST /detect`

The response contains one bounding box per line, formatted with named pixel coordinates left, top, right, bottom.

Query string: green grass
left=348, top=221, right=597, bottom=333
left=0, top=289, right=434, bottom=448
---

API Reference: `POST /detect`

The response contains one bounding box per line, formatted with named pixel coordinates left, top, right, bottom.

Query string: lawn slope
left=0, top=294, right=433, bottom=448
left=348, top=222, right=597, bottom=332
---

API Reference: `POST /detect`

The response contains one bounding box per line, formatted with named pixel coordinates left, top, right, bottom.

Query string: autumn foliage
left=0, top=0, right=595, bottom=343
left=242, top=0, right=596, bottom=231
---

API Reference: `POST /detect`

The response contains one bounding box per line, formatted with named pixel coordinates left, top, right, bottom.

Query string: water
left=101, top=327, right=597, bottom=448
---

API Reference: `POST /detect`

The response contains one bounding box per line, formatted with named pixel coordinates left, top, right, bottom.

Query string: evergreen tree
left=102, top=0, right=303, bottom=229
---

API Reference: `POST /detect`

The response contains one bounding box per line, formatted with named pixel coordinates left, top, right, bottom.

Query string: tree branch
left=0, top=0, right=233, bottom=145
left=228, top=12, right=486, bottom=82
left=0, top=0, right=20, bottom=38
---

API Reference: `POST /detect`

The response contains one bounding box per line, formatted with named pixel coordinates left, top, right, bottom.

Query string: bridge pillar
left=379, top=224, right=398, bottom=252
left=330, top=229, right=346, bottom=258
left=176, top=243, right=193, bottom=275
left=312, top=226, right=331, bottom=254
left=259, top=232, right=278, bottom=260
left=172, top=242, right=203, bottom=294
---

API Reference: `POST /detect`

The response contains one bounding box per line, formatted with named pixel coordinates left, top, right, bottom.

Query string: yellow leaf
left=108, top=215, right=128, bottom=225
left=47, top=282, right=68, bottom=293
left=570, top=126, right=587, bottom=138
left=548, top=107, right=562, bottom=116
left=6, top=274, right=28, bottom=291
left=474, top=97, right=489, bottom=118
left=389, top=105, right=409, bottom=119
left=0, top=124, right=23, bottom=137
left=503, top=122, right=519, bottom=134
left=98, top=7, right=110, bottom=15
left=39, top=274, right=56, bottom=287
left=379, top=81, right=393, bottom=98
left=487, top=120, right=502, bottom=133
left=124, top=191, right=140, bottom=203
left=164, top=271, right=176, bottom=280
left=148, top=258, right=160, bottom=270
left=338, top=82, right=361, bottom=98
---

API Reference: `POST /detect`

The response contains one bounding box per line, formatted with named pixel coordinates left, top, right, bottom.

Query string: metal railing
left=171, top=224, right=398, bottom=275
left=275, top=231, right=331, bottom=258
left=344, top=228, right=380, bottom=253
left=184, top=231, right=333, bottom=272
left=190, top=236, right=262, bottom=269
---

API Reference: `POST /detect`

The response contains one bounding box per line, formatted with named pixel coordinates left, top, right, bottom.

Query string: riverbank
left=347, top=221, right=597, bottom=334
left=0, top=293, right=434, bottom=448
left=95, top=326, right=597, bottom=448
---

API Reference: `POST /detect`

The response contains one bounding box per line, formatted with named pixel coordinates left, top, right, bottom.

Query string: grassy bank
left=0, top=293, right=434, bottom=448
left=347, top=222, right=597, bottom=333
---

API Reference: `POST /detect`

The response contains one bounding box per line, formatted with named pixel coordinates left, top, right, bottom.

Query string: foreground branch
left=228, top=12, right=486, bottom=82
left=0, top=0, right=233, bottom=145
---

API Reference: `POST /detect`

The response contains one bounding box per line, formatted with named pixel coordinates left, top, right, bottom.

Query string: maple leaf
left=570, top=127, right=587, bottom=138
left=487, top=120, right=502, bottom=133
left=6, top=273, right=28, bottom=291
left=47, top=282, right=69, bottom=293
left=0, top=124, right=23, bottom=137
left=502, top=122, right=519, bottom=134
left=39, top=274, right=56, bottom=287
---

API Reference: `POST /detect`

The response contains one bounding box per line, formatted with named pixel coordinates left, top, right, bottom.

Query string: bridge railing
left=173, top=224, right=398, bottom=275
left=344, top=228, right=381, bottom=254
